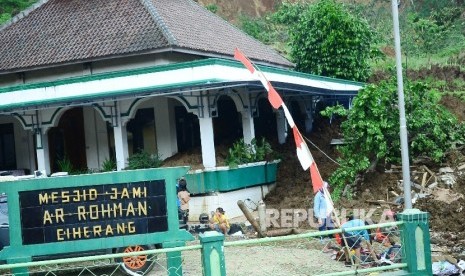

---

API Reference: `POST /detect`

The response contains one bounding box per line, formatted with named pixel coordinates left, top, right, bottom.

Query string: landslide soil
left=163, top=66, right=465, bottom=258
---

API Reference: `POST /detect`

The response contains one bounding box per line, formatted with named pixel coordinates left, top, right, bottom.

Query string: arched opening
left=0, top=123, right=16, bottom=171
left=289, top=100, right=306, bottom=133
left=48, top=107, right=87, bottom=173
left=213, top=96, right=242, bottom=146
left=175, top=106, right=200, bottom=152
left=254, top=98, right=277, bottom=143
left=127, top=108, right=156, bottom=155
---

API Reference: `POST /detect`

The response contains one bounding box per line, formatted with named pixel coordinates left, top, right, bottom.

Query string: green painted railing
left=208, top=209, right=432, bottom=276
left=0, top=209, right=432, bottom=276
left=185, top=160, right=279, bottom=194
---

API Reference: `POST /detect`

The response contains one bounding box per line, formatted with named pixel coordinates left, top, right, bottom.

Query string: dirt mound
left=264, top=117, right=341, bottom=210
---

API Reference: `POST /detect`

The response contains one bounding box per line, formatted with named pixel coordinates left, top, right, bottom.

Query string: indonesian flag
left=310, top=163, right=323, bottom=194
left=234, top=48, right=284, bottom=109
left=292, top=126, right=312, bottom=171
left=234, top=48, right=325, bottom=195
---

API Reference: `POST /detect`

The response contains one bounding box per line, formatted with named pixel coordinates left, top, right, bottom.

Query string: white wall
left=154, top=98, right=178, bottom=160
left=83, top=107, right=110, bottom=171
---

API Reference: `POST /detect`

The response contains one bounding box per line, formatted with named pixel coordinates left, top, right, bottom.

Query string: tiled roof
left=0, top=0, right=292, bottom=73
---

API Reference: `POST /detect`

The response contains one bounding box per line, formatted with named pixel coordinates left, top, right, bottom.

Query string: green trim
left=11, top=113, right=31, bottom=128
left=43, top=107, right=63, bottom=126
left=121, top=98, right=143, bottom=117
left=0, top=79, right=221, bottom=111
left=92, top=104, right=111, bottom=119
left=0, top=58, right=363, bottom=94
left=174, top=94, right=199, bottom=110
left=185, top=161, right=279, bottom=194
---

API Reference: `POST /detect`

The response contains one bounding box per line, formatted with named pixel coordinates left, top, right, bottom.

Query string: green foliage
left=56, top=156, right=73, bottom=173
left=225, top=138, right=274, bottom=167
left=239, top=15, right=273, bottom=44
left=0, top=0, right=37, bottom=25
left=127, top=151, right=162, bottom=170
left=205, top=4, right=218, bottom=14
left=285, top=0, right=381, bottom=82
left=272, top=1, right=308, bottom=25
left=101, top=157, right=116, bottom=172
left=325, top=79, right=465, bottom=197
left=398, top=3, right=465, bottom=67
left=319, top=104, right=348, bottom=118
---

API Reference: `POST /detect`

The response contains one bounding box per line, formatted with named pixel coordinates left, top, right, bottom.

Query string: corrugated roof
left=0, top=0, right=292, bottom=73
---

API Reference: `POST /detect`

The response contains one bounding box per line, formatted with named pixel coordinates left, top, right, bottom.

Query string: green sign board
left=0, top=167, right=193, bottom=265
left=19, top=180, right=167, bottom=244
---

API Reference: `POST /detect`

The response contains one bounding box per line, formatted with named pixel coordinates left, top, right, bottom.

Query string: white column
left=114, top=105, right=129, bottom=171
left=276, top=110, right=287, bottom=144
left=242, top=111, right=255, bottom=144
left=199, top=117, right=216, bottom=168
left=114, top=125, right=128, bottom=171
left=36, top=128, right=51, bottom=175
left=154, top=98, right=178, bottom=160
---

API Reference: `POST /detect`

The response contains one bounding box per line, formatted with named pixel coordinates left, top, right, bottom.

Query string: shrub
left=127, top=151, right=163, bottom=170
left=225, top=138, right=274, bottom=167
left=101, top=157, right=116, bottom=172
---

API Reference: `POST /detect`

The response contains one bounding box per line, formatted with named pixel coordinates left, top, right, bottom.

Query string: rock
left=438, top=174, right=456, bottom=187
left=439, top=167, right=454, bottom=174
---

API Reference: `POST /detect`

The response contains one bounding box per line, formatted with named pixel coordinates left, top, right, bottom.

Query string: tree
left=323, top=79, right=465, bottom=197
left=0, top=0, right=37, bottom=25
left=287, top=0, right=381, bottom=82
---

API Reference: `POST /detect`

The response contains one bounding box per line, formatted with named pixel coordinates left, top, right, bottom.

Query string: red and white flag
left=310, top=163, right=323, bottom=193
left=292, top=126, right=312, bottom=171
left=234, top=48, right=284, bottom=109
left=234, top=48, right=324, bottom=194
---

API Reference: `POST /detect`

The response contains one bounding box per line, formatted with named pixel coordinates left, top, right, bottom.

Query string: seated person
left=209, top=207, right=230, bottom=235
left=341, top=214, right=378, bottom=265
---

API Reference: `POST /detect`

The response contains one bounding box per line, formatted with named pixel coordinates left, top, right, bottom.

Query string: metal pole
left=391, top=0, right=412, bottom=209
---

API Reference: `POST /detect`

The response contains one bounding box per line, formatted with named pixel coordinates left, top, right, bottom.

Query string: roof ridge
left=0, top=0, right=51, bottom=31
left=139, top=0, right=177, bottom=45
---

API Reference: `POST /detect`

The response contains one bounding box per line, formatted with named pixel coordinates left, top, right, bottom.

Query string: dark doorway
left=290, top=101, right=305, bottom=133
left=127, top=108, right=156, bottom=154
left=213, top=96, right=242, bottom=146
left=0, top=123, right=16, bottom=170
left=175, top=106, right=200, bottom=152
left=254, top=98, right=277, bottom=142
left=48, top=108, right=87, bottom=173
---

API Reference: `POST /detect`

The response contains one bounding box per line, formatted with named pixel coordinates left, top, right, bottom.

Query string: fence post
left=163, top=241, right=185, bottom=276
left=397, top=208, right=432, bottom=275
left=8, top=256, right=30, bottom=275
left=199, top=231, right=226, bottom=276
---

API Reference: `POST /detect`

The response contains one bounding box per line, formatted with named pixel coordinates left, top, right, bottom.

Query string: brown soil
left=164, top=66, right=465, bottom=259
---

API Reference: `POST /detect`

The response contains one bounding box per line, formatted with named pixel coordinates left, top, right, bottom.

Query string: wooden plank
left=365, top=200, right=401, bottom=206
